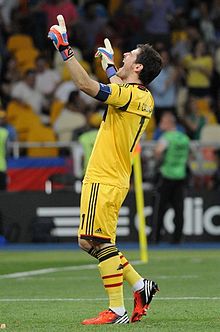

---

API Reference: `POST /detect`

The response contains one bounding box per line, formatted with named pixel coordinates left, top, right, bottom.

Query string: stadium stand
left=0, top=0, right=219, bottom=191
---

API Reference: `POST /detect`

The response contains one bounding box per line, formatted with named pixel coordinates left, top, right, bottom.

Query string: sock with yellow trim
left=118, top=251, right=144, bottom=291
left=97, top=246, right=125, bottom=315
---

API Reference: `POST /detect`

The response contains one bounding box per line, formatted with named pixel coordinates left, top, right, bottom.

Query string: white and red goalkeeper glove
left=48, top=15, right=74, bottom=61
left=95, top=38, right=117, bottom=79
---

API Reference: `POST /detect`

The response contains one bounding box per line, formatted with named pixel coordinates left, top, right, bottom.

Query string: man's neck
left=110, top=73, right=142, bottom=85
left=122, top=76, right=142, bottom=85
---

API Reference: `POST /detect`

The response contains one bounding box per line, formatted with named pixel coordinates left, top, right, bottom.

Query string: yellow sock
left=97, top=247, right=124, bottom=309
left=119, top=251, right=142, bottom=287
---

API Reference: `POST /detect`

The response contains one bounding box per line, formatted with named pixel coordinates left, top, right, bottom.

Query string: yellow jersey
left=183, top=55, right=213, bottom=88
left=83, top=83, right=154, bottom=188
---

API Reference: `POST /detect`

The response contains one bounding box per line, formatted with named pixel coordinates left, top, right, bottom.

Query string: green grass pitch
left=0, top=248, right=220, bottom=331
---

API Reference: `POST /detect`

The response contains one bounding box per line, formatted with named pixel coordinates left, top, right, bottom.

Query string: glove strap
left=60, top=45, right=74, bottom=61
left=106, top=64, right=117, bottom=79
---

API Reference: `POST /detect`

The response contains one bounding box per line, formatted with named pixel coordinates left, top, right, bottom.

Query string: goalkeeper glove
left=95, top=38, right=117, bottom=79
left=48, top=15, right=74, bottom=61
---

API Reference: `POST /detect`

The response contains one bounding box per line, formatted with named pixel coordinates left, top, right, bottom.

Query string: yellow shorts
left=78, top=182, right=128, bottom=244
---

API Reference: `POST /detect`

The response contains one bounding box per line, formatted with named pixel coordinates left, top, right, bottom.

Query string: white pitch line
left=0, top=297, right=220, bottom=302
left=0, top=260, right=143, bottom=280
left=14, top=275, right=198, bottom=282
left=0, top=264, right=97, bottom=280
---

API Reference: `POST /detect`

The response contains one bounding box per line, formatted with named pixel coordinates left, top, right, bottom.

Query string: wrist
left=59, top=45, right=74, bottom=61
left=106, top=64, right=117, bottom=79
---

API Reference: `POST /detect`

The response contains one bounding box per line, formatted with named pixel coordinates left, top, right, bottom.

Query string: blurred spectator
left=172, top=0, right=189, bottom=13
left=27, top=0, right=48, bottom=51
left=107, top=0, right=123, bottom=16
left=182, top=39, right=213, bottom=98
left=31, top=0, right=78, bottom=58
left=0, top=5, right=8, bottom=74
left=53, top=90, right=86, bottom=142
left=198, top=1, right=216, bottom=46
left=210, top=0, right=220, bottom=42
left=0, top=0, right=19, bottom=31
left=171, top=23, right=201, bottom=62
left=0, top=55, right=21, bottom=106
left=213, top=91, right=220, bottom=124
left=35, top=55, right=61, bottom=102
left=74, top=1, right=107, bottom=61
left=54, top=80, right=78, bottom=103
left=6, top=15, right=41, bottom=74
left=143, top=0, right=176, bottom=46
left=111, top=2, right=141, bottom=51
left=6, top=16, right=35, bottom=54
left=40, top=0, right=78, bottom=31
left=10, top=69, right=47, bottom=120
left=0, top=110, right=9, bottom=190
left=211, top=44, right=220, bottom=122
left=54, top=79, right=97, bottom=109
left=149, top=49, right=180, bottom=123
left=152, top=111, right=190, bottom=244
left=153, top=113, right=185, bottom=140
left=0, top=108, right=17, bottom=142
left=182, top=94, right=206, bottom=139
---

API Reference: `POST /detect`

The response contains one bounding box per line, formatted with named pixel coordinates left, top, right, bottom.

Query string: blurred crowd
left=0, top=0, right=220, bottom=158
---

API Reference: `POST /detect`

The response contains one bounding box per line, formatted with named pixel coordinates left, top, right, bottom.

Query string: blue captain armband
left=95, top=83, right=111, bottom=102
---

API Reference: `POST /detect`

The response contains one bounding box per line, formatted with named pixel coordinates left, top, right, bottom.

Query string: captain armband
left=95, top=83, right=111, bottom=102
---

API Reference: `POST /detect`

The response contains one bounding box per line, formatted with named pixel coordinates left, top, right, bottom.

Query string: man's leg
left=96, top=244, right=125, bottom=315
left=78, top=182, right=158, bottom=323
left=118, top=251, right=159, bottom=323
left=152, top=178, right=171, bottom=243
left=171, top=181, right=185, bottom=243
left=78, top=239, right=159, bottom=323
left=78, top=183, right=129, bottom=324
left=119, top=252, right=143, bottom=288
left=78, top=240, right=129, bottom=324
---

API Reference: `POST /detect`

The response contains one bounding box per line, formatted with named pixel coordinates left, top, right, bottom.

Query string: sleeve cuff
left=106, top=65, right=117, bottom=79
left=60, top=46, right=74, bottom=61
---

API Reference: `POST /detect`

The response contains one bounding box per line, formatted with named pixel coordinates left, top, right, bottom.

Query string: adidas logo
left=95, top=228, right=102, bottom=234
left=117, top=264, right=124, bottom=270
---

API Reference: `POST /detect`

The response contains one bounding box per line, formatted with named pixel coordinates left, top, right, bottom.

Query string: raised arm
left=65, top=55, right=100, bottom=97
left=48, top=15, right=99, bottom=97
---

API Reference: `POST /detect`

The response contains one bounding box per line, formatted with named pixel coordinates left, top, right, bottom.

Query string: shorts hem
left=80, top=234, right=112, bottom=243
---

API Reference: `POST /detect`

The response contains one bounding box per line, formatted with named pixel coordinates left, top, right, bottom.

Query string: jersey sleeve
left=105, top=83, right=132, bottom=108
left=94, top=83, right=133, bottom=109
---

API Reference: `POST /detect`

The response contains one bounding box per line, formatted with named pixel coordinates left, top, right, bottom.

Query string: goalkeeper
left=48, top=15, right=162, bottom=325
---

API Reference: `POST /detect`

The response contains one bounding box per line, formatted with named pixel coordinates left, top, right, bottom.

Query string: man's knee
left=78, top=238, right=92, bottom=251
left=78, top=237, right=115, bottom=254
left=92, top=241, right=113, bottom=251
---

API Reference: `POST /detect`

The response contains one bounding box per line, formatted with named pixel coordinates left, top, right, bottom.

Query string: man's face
left=36, top=58, right=46, bottom=72
left=117, top=48, right=141, bottom=79
left=25, top=72, right=36, bottom=88
left=160, top=114, right=175, bottom=131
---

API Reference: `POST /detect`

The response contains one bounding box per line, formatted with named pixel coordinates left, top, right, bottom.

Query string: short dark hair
left=135, top=44, right=162, bottom=86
